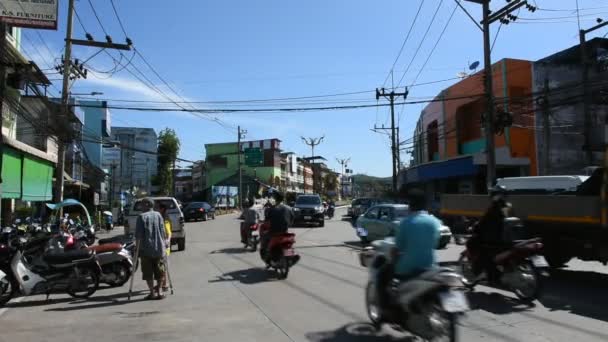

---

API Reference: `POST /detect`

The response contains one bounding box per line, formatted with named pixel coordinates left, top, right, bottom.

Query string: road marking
left=0, top=296, right=25, bottom=318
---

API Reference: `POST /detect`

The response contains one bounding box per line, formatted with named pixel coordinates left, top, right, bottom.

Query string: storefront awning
left=1, top=147, right=22, bottom=199
left=407, top=156, right=479, bottom=183
left=22, top=156, right=53, bottom=201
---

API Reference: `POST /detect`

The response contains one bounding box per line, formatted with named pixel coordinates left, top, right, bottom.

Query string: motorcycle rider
left=260, top=192, right=294, bottom=263
left=241, top=199, right=260, bottom=246
left=469, top=185, right=514, bottom=283
left=377, top=188, right=441, bottom=310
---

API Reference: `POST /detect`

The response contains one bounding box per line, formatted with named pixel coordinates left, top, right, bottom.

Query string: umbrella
left=103, top=211, right=113, bottom=216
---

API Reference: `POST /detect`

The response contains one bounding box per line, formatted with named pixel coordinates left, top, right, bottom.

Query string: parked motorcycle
left=360, top=238, right=469, bottom=342
left=259, top=223, right=300, bottom=279
left=73, top=233, right=133, bottom=287
left=459, top=232, right=549, bottom=301
left=0, top=235, right=101, bottom=306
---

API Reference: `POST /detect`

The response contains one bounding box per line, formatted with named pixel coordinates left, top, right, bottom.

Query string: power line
left=397, top=0, right=445, bottom=88
left=410, top=3, right=458, bottom=87
left=382, top=0, right=426, bottom=88
left=109, top=0, right=129, bottom=37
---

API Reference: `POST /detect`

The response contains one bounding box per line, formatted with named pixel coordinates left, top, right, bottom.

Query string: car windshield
left=133, top=199, right=177, bottom=212
left=394, top=208, right=409, bottom=218
left=296, top=196, right=321, bottom=205
left=354, top=199, right=371, bottom=206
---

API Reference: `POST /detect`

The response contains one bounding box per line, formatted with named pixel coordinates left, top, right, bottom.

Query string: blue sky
left=20, top=0, right=608, bottom=176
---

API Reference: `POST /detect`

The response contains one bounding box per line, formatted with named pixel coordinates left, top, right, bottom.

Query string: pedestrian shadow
left=209, top=247, right=249, bottom=254
left=43, top=290, right=148, bottom=312
left=538, top=268, right=608, bottom=322
left=305, top=323, right=414, bottom=342
left=208, top=267, right=275, bottom=285
left=466, top=291, right=535, bottom=315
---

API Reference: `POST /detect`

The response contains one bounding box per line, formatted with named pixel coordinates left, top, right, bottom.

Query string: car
left=293, top=194, right=325, bottom=227
left=125, top=197, right=187, bottom=251
left=348, top=197, right=394, bottom=218
left=354, top=204, right=452, bottom=248
left=184, top=202, right=216, bottom=221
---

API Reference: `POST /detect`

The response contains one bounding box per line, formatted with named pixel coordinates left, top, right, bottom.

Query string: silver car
left=125, top=197, right=186, bottom=251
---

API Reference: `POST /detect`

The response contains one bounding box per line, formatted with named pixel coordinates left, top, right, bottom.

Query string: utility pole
left=463, top=0, right=534, bottom=189
left=237, top=126, right=247, bottom=209
left=580, top=18, right=608, bottom=166
left=541, top=78, right=551, bottom=175
left=0, top=23, right=7, bottom=225
left=301, top=135, right=325, bottom=159
left=375, top=88, right=408, bottom=193
left=54, top=0, right=132, bottom=204
left=481, top=0, right=496, bottom=190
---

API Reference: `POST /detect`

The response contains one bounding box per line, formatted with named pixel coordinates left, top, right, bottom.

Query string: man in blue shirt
left=394, top=189, right=441, bottom=277
left=376, top=189, right=440, bottom=312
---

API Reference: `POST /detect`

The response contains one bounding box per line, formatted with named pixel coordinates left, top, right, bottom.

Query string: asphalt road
left=1, top=208, right=608, bottom=341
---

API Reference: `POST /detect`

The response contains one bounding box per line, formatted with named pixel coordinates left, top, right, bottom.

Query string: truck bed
left=440, top=194, right=601, bottom=225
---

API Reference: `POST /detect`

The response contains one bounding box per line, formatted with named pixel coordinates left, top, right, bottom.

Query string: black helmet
left=489, top=185, right=508, bottom=197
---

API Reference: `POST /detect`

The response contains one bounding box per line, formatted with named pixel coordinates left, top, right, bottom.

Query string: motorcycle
left=245, top=223, right=260, bottom=252
left=260, top=223, right=300, bottom=279
left=360, top=238, right=469, bottom=342
left=459, top=235, right=549, bottom=301
left=73, top=233, right=133, bottom=287
left=326, top=205, right=335, bottom=219
left=0, top=234, right=101, bottom=306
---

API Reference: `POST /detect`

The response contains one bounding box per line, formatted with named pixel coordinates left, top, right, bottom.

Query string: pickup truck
left=439, top=167, right=607, bottom=268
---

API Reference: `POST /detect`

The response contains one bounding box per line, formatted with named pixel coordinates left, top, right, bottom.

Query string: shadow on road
left=208, top=267, right=276, bottom=285
left=467, top=291, right=535, bottom=315
left=305, top=323, right=414, bottom=342
left=539, top=268, right=608, bottom=322
left=43, top=290, right=148, bottom=312
left=210, top=247, right=250, bottom=254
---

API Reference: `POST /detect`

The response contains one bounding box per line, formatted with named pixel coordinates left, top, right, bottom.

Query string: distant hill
left=352, top=174, right=391, bottom=184
left=351, top=174, right=392, bottom=198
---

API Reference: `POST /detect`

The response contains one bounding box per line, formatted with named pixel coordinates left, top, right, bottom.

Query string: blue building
left=80, top=100, right=111, bottom=169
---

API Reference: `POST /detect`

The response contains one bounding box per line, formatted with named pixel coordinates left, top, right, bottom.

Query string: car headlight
left=293, top=208, right=300, bottom=212
left=316, top=207, right=324, bottom=212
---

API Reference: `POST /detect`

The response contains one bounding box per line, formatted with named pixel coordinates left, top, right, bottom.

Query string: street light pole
left=481, top=0, right=496, bottom=190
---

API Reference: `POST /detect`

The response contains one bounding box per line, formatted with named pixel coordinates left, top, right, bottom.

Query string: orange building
left=407, top=58, right=537, bottom=194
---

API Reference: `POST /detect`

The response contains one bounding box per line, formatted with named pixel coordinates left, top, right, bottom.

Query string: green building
left=205, top=139, right=283, bottom=202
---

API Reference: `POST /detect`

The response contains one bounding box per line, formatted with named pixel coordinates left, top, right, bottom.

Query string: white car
left=125, top=197, right=187, bottom=251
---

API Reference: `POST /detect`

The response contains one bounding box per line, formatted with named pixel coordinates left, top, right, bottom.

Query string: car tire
left=319, top=220, right=325, bottom=227
left=177, top=238, right=186, bottom=251
left=203, top=213, right=208, bottom=221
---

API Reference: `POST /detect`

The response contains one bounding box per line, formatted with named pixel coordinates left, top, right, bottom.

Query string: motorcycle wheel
left=458, top=254, right=477, bottom=288
left=66, top=267, right=100, bottom=299
left=276, top=257, right=290, bottom=279
left=427, top=310, right=456, bottom=342
left=250, top=240, right=258, bottom=252
left=365, top=281, right=383, bottom=329
left=106, top=262, right=132, bottom=287
left=0, top=270, right=16, bottom=306
left=511, top=262, right=542, bottom=302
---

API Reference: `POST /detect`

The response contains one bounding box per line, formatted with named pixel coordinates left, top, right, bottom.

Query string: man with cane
left=129, top=198, right=167, bottom=300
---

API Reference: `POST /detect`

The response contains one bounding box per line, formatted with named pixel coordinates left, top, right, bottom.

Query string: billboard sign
left=0, top=0, right=59, bottom=30
left=211, top=186, right=238, bottom=208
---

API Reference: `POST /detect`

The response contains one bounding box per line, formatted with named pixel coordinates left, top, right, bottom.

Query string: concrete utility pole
left=301, top=135, right=325, bottom=159
left=463, top=0, right=534, bottom=189
left=53, top=0, right=132, bottom=204
left=237, top=126, right=247, bottom=209
left=579, top=18, right=608, bottom=166
left=0, top=23, right=8, bottom=224
left=375, top=88, right=408, bottom=193
left=541, top=78, right=551, bottom=175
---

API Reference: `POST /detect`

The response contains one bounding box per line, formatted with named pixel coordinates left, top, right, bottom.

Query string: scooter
left=360, top=238, right=469, bottom=341
left=260, top=223, right=300, bottom=279
left=73, top=232, right=133, bottom=287
left=326, top=205, right=335, bottom=219
left=0, top=235, right=101, bottom=306
left=246, top=223, right=260, bottom=252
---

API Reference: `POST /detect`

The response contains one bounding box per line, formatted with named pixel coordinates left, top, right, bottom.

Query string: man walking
left=135, top=198, right=167, bottom=300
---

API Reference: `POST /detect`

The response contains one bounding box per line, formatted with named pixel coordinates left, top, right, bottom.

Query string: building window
left=427, top=120, right=439, bottom=161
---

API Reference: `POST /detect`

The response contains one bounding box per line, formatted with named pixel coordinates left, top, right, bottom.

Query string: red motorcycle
left=459, top=235, right=549, bottom=301
left=259, top=223, right=300, bottom=279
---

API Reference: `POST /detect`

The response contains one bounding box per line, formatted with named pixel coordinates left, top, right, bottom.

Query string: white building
left=103, top=127, right=157, bottom=198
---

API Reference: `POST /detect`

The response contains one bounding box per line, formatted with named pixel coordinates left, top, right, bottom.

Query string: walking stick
left=164, top=253, right=174, bottom=295
left=128, top=240, right=141, bottom=300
